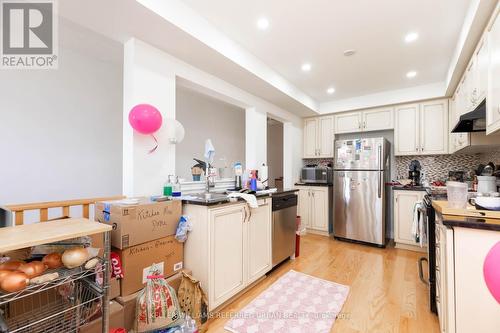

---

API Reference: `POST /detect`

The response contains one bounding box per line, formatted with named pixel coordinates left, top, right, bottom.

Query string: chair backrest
left=3, top=196, right=125, bottom=225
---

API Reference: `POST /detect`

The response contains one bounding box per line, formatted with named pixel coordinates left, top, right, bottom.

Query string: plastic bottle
left=172, top=176, right=182, bottom=197
left=163, top=175, right=173, bottom=196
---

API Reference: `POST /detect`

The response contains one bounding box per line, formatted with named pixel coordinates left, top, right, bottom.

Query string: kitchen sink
left=187, top=192, right=229, bottom=203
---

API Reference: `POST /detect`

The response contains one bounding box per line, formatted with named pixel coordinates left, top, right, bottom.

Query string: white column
left=123, top=38, right=176, bottom=197
left=245, top=107, right=267, bottom=171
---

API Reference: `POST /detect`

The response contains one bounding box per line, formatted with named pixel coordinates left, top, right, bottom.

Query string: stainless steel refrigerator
left=333, top=138, right=390, bottom=246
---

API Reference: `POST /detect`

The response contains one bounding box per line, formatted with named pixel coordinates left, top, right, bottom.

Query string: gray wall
left=0, top=21, right=123, bottom=206
left=267, top=120, right=283, bottom=187
left=175, top=87, right=245, bottom=180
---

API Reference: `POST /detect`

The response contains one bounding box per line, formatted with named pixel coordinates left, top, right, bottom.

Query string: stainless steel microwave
left=301, top=167, right=333, bottom=184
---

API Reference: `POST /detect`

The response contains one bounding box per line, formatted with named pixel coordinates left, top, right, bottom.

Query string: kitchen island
left=182, top=189, right=298, bottom=311
left=432, top=200, right=500, bottom=333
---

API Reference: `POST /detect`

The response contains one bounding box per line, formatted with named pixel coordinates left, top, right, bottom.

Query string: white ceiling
left=180, top=0, right=471, bottom=103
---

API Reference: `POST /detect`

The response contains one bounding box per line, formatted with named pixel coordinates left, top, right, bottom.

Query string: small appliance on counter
left=408, top=160, right=421, bottom=186
left=300, top=166, right=333, bottom=184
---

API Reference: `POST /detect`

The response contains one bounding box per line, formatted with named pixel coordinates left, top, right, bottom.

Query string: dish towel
left=412, top=201, right=426, bottom=247
left=204, top=139, right=215, bottom=163
left=227, top=192, right=258, bottom=209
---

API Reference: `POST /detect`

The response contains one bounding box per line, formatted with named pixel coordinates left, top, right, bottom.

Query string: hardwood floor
left=205, top=234, right=439, bottom=333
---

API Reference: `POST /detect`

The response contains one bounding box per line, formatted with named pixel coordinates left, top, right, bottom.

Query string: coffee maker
left=409, top=160, right=421, bottom=186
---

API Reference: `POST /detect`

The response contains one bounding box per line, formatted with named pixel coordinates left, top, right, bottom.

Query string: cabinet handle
left=312, top=192, right=315, bottom=197
left=363, top=121, right=366, bottom=129
left=358, top=122, right=361, bottom=130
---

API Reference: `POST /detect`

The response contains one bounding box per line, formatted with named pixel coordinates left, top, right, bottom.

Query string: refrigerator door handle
left=377, top=145, right=382, bottom=198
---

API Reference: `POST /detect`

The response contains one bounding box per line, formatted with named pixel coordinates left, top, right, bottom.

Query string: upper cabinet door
left=487, top=6, right=500, bottom=135
left=317, top=116, right=334, bottom=158
left=476, top=37, right=489, bottom=103
left=395, top=103, right=420, bottom=156
left=334, top=111, right=362, bottom=134
left=363, top=107, right=394, bottom=132
left=420, top=100, right=448, bottom=155
left=303, top=118, right=318, bottom=158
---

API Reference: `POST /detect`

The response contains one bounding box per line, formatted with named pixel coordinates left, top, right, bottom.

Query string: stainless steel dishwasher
left=272, top=193, right=297, bottom=267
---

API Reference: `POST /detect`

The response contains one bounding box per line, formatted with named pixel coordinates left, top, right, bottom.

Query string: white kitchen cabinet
left=453, top=227, right=500, bottom=333
left=296, top=186, right=329, bottom=235
left=449, top=89, right=470, bottom=153
left=393, top=190, right=425, bottom=249
left=434, top=219, right=456, bottom=333
left=303, top=116, right=334, bottom=158
left=395, top=100, right=448, bottom=156
left=297, top=188, right=311, bottom=228
left=334, top=111, right=362, bottom=134
left=318, top=116, right=334, bottom=157
left=487, top=4, right=500, bottom=135
left=334, top=107, right=394, bottom=134
left=362, top=107, right=394, bottom=131
left=209, top=205, right=246, bottom=307
left=475, top=36, right=489, bottom=103
left=394, top=103, right=420, bottom=155
left=246, top=200, right=272, bottom=285
left=420, top=100, right=448, bottom=154
left=303, top=118, right=318, bottom=158
left=184, top=198, right=272, bottom=310
left=311, top=188, right=328, bottom=231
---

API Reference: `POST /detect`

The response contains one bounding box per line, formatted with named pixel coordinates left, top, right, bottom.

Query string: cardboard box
left=109, top=277, right=120, bottom=300
left=95, top=198, right=181, bottom=249
left=115, top=269, right=190, bottom=331
left=116, top=235, right=184, bottom=296
left=79, top=301, right=124, bottom=333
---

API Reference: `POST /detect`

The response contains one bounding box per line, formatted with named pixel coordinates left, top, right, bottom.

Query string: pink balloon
left=128, top=104, right=162, bottom=134
left=484, top=241, right=500, bottom=304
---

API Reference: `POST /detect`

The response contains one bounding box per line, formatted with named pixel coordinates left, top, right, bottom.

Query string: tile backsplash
left=303, top=150, right=500, bottom=184
left=395, top=150, right=500, bottom=183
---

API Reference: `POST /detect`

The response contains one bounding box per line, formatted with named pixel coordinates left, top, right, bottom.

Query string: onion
left=18, top=261, right=46, bottom=278
left=0, top=260, right=25, bottom=271
left=62, top=248, right=89, bottom=269
left=0, top=269, right=11, bottom=282
left=42, top=253, right=63, bottom=269
left=0, top=271, right=28, bottom=292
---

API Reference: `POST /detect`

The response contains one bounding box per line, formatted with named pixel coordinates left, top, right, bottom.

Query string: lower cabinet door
left=247, top=200, right=272, bottom=284
left=297, top=188, right=311, bottom=228
left=394, top=190, right=425, bottom=245
left=311, top=189, right=328, bottom=231
left=209, top=205, right=246, bottom=309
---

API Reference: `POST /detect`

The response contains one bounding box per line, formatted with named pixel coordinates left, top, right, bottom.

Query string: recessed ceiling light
left=406, top=71, right=417, bottom=78
left=256, top=17, right=269, bottom=30
left=327, top=87, right=335, bottom=94
left=301, top=63, right=312, bottom=72
left=405, top=32, right=419, bottom=43
left=343, top=49, right=356, bottom=56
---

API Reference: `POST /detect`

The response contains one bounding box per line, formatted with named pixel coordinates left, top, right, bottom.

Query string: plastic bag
left=175, top=216, right=192, bottom=243
left=136, top=264, right=183, bottom=332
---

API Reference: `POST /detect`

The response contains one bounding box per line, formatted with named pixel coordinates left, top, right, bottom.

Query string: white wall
left=267, top=121, right=284, bottom=187
left=0, top=22, right=123, bottom=205
left=175, top=87, right=245, bottom=180
left=123, top=38, right=303, bottom=194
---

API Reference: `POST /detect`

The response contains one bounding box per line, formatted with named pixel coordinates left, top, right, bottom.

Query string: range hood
left=451, top=100, right=486, bottom=133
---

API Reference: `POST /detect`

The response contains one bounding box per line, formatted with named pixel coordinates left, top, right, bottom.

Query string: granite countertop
left=433, top=200, right=500, bottom=232
left=391, top=185, right=428, bottom=191
left=182, top=188, right=298, bottom=207
left=294, top=182, right=333, bottom=187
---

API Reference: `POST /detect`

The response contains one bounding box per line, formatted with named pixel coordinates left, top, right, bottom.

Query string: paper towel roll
left=259, top=164, right=269, bottom=187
